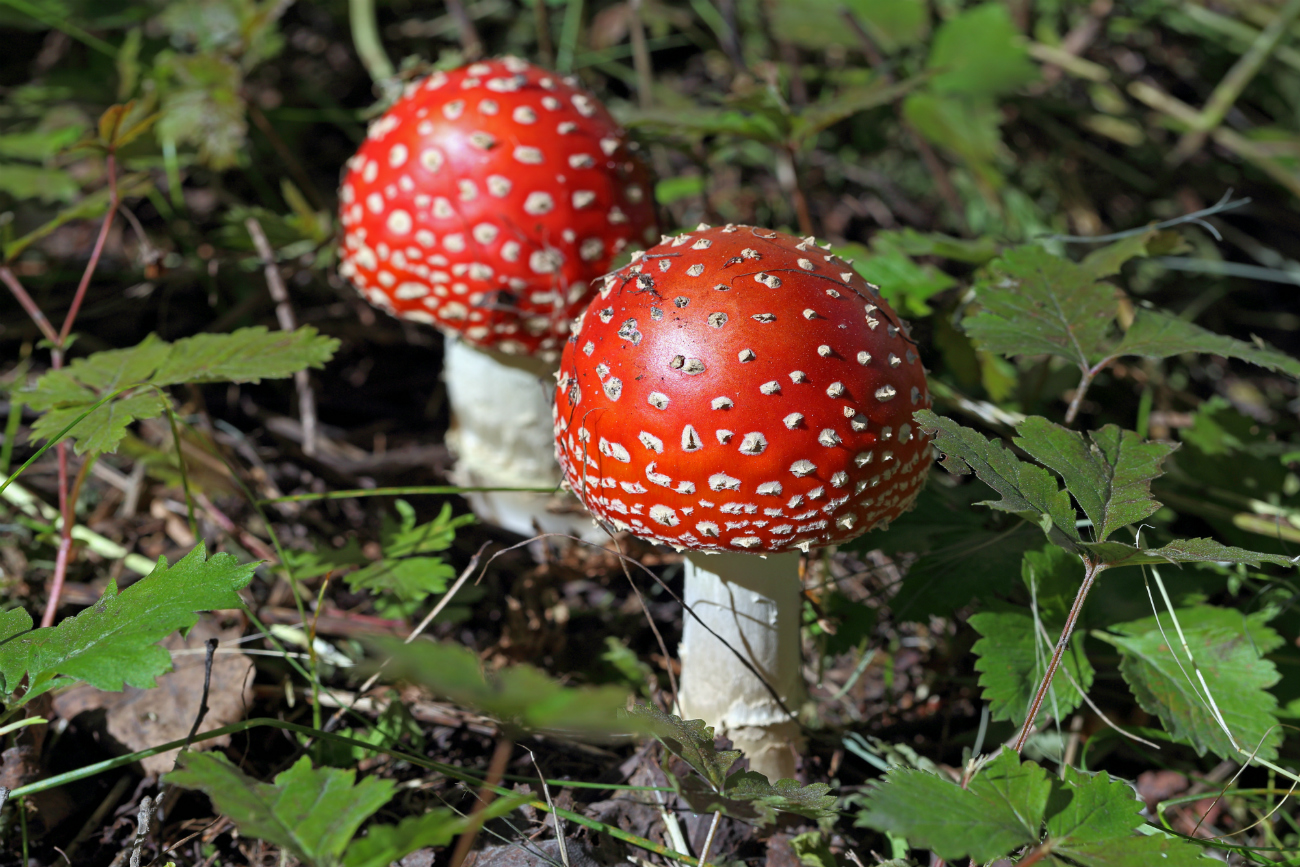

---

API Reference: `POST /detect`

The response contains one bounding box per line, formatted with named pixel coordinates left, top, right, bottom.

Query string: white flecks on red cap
left=553, top=225, right=933, bottom=554
left=337, top=57, right=657, bottom=360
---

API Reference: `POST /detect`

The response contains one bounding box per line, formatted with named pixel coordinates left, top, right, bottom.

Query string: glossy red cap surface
left=554, top=224, right=932, bottom=553
left=338, top=57, right=657, bottom=360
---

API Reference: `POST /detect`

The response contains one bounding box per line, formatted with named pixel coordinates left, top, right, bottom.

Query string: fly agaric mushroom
left=553, top=224, right=932, bottom=779
left=338, top=57, right=656, bottom=537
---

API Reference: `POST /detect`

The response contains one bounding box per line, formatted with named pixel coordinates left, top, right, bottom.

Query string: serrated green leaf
left=284, top=539, right=368, bottom=581
left=1097, top=606, right=1284, bottom=761
left=342, top=795, right=530, bottom=867
left=383, top=501, right=474, bottom=557
left=914, top=410, right=1082, bottom=550
left=168, top=753, right=394, bottom=867
left=963, top=245, right=1116, bottom=370
left=1013, top=418, right=1176, bottom=541
left=628, top=703, right=739, bottom=790
left=1111, top=309, right=1300, bottom=378
left=154, top=326, right=339, bottom=386
left=1082, top=538, right=1297, bottom=568
left=722, top=772, right=838, bottom=823
left=927, top=3, right=1038, bottom=97
left=28, top=390, right=168, bottom=455
left=1045, top=767, right=1143, bottom=846
left=0, top=544, right=253, bottom=703
left=345, top=558, right=456, bottom=603
left=857, top=748, right=1049, bottom=863
left=1052, top=832, right=1215, bottom=866
left=789, top=831, right=838, bottom=867
left=27, top=335, right=169, bottom=404
left=970, top=609, right=1094, bottom=726
left=373, top=639, right=638, bottom=738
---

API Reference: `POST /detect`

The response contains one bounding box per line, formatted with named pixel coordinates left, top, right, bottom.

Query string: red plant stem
left=448, top=737, right=514, bottom=867
left=58, top=153, right=118, bottom=348
left=37, top=150, right=120, bottom=627
left=42, top=454, right=95, bottom=627
left=0, top=267, right=59, bottom=345
left=1012, top=561, right=1101, bottom=753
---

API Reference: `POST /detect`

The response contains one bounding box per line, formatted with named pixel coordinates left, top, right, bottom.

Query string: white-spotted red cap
left=338, top=57, right=657, bottom=361
left=553, top=225, right=933, bottom=553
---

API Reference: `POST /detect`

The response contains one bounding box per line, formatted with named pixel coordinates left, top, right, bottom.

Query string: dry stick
left=1171, top=0, right=1300, bottom=165
left=184, top=638, right=221, bottom=746
left=534, top=0, right=554, bottom=69
left=321, top=542, right=490, bottom=734
left=628, top=0, right=654, bottom=109
left=839, top=8, right=966, bottom=229
left=447, top=0, right=484, bottom=59
left=1012, top=561, right=1101, bottom=754
left=245, top=217, right=319, bottom=457
left=449, top=737, right=514, bottom=867
left=128, top=796, right=154, bottom=867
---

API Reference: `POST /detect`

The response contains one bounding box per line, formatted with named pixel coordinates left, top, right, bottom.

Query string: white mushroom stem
left=677, top=550, right=805, bottom=781
left=443, top=337, right=605, bottom=542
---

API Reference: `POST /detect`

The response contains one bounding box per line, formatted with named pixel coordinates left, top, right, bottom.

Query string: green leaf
left=857, top=748, right=1050, bottom=863
left=790, top=78, right=924, bottom=149
left=837, top=239, right=957, bottom=317
left=22, top=327, right=337, bottom=454
left=1082, top=538, right=1298, bottom=569
left=373, top=639, right=638, bottom=738
left=343, top=795, right=530, bottom=867
left=971, top=608, right=1094, bottom=726
left=382, top=501, right=474, bottom=557
left=284, top=539, right=368, bottom=581
left=913, top=410, right=1082, bottom=550
left=0, top=544, right=253, bottom=703
left=720, top=772, right=838, bottom=823
left=902, top=93, right=1005, bottom=187
left=1111, top=309, right=1300, bottom=379
left=154, top=326, right=340, bottom=386
left=1045, top=767, right=1143, bottom=847
left=627, top=703, right=740, bottom=791
left=789, top=831, right=838, bottom=867
left=167, top=753, right=394, bottom=867
left=927, top=3, right=1038, bottom=97
left=1013, top=418, right=1176, bottom=541
left=1052, top=833, right=1216, bottom=866
left=1097, top=606, right=1285, bottom=761
left=345, top=558, right=456, bottom=603
left=0, top=163, right=80, bottom=203
left=963, top=245, right=1116, bottom=370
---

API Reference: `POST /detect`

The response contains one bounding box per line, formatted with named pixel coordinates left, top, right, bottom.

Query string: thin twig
left=1037, top=189, right=1251, bottom=243
left=128, top=796, right=154, bottom=867
left=449, top=737, right=514, bottom=867
left=245, top=216, right=318, bottom=457
left=183, top=638, right=221, bottom=746
left=628, top=0, right=654, bottom=109
left=534, top=0, right=554, bottom=68
left=446, top=0, right=484, bottom=59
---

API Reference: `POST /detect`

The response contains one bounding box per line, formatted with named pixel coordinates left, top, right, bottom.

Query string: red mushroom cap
left=553, top=224, right=933, bottom=553
left=338, top=57, right=657, bottom=360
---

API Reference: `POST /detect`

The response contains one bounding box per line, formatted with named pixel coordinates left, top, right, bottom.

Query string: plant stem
left=347, top=0, right=394, bottom=84
left=1065, top=364, right=1100, bottom=425
left=1013, top=561, right=1100, bottom=753
left=628, top=0, right=654, bottom=109
left=58, top=153, right=117, bottom=348
left=0, top=268, right=58, bottom=345
left=697, top=811, right=723, bottom=867
left=41, top=452, right=97, bottom=627
left=446, top=0, right=484, bottom=59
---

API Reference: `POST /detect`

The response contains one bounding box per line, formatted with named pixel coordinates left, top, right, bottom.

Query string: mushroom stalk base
left=678, top=551, right=805, bottom=782
left=443, top=338, right=604, bottom=542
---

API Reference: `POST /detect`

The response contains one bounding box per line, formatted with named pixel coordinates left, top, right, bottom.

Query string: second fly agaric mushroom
left=338, top=57, right=656, bottom=537
left=554, top=224, right=932, bottom=779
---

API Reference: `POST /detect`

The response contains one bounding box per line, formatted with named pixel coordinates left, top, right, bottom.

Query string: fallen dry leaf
left=53, top=618, right=253, bottom=776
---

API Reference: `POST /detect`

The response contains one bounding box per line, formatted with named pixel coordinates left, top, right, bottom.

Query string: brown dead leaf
left=53, top=618, right=253, bottom=776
